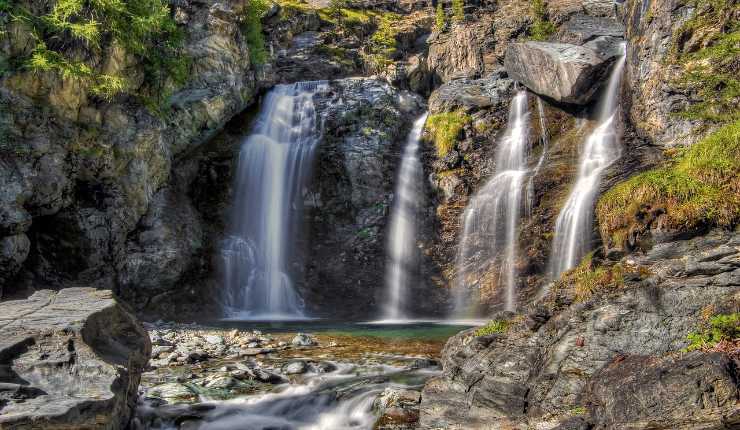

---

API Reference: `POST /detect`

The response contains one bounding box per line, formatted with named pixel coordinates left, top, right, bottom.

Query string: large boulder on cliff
left=0, top=288, right=151, bottom=429
left=504, top=41, right=615, bottom=104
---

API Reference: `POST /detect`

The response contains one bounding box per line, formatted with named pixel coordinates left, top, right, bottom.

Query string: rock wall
left=0, top=288, right=151, bottom=429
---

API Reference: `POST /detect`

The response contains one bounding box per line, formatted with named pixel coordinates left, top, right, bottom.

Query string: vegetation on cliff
left=553, top=252, right=625, bottom=302
left=3, top=0, right=188, bottom=108
left=426, top=111, right=470, bottom=157
left=475, top=319, right=510, bottom=336
left=528, top=0, right=556, bottom=41
left=670, top=0, right=739, bottom=122
left=686, top=312, right=740, bottom=355
left=244, top=0, right=269, bottom=65
left=597, top=119, right=740, bottom=248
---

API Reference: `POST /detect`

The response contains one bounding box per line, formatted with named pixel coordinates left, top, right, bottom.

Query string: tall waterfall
left=383, top=113, right=429, bottom=320
left=220, top=81, right=327, bottom=319
left=455, top=91, right=531, bottom=314
left=548, top=44, right=627, bottom=278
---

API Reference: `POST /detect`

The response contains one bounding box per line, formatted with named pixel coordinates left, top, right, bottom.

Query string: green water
left=207, top=320, right=472, bottom=341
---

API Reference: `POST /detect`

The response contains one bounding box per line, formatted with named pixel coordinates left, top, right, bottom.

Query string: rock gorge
left=0, top=0, right=738, bottom=427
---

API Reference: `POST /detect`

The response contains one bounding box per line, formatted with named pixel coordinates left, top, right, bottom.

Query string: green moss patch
left=475, top=319, right=510, bottom=336
left=686, top=312, right=740, bottom=352
left=426, top=111, right=470, bottom=158
left=528, top=0, right=556, bottom=41
left=597, top=120, right=740, bottom=248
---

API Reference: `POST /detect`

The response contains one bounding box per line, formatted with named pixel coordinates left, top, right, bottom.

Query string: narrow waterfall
left=549, top=44, right=627, bottom=278
left=454, top=91, right=531, bottom=315
left=525, top=96, right=550, bottom=217
left=220, top=81, right=327, bottom=319
left=383, top=113, right=429, bottom=320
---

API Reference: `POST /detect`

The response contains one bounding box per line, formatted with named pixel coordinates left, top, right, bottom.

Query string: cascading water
left=383, top=113, right=429, bottom=321
left=548, top=43, right=627, bottom=278
left=220, top=81, right=328, bottom=319
left=454, top=91, right=531, bottom=315
left=525, top=96, right=550, bottom=217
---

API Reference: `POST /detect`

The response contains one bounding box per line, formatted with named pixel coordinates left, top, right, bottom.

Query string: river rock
left=0, top=288, right=150, bottom=429
left=147, top=383, right=196, bottom=402
left=504, top=41, right=615, bottom=104
left=291, top=333, right=316, bottom=347
left=282, top=360, right=309, bottom=375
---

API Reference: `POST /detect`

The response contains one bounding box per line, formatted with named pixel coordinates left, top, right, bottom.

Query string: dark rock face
left=0, top=0, right=260, bottom=303
left=302, top=78, right=447, bottom=318
left=624, top=0, right=707, bottom=147
left=419, top=230, right=740, bottom=429
left=504, top=41, right=616, bottom=105
left=586, top=352, right=740, bottom=429
left=0, top=288, right=150, bottom=429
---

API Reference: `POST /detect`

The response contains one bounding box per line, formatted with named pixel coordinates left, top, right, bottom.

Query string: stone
left=428, top=71, right=514, bottom=114
left=0, top=233, right=30, bottom=291
left=204, top=335, right=224, bottom=345
left=0, top=288, right=150, bottom=429
left=282, top=360, right=309, bottom=375
left=504, top=41, right=615, bottom=104
left=586, top=352, right=740, bottom=429
left=203, top=375, right=237, bottom=390
left=147, top=383, right=195, bottom=402
left=291, top=333, right=316, bottom=347
left=315, top=361, right=337, bottom=373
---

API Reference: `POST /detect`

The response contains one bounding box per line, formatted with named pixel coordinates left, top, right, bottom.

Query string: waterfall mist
left=548, top=43, right=627, bottom=278
left=220, top=81, right=328, bottom=319
left=382, top=113, right=429, bottom=321
left=454, top=91, right=531, bottom=315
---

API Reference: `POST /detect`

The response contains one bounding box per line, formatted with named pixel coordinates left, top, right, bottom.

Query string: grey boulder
left=0, top=288, right=151, bottom=429
left=504, top=41, right=616, bottom=104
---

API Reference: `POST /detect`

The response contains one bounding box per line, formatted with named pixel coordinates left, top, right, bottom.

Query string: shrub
left=670, top=0, right=739, bottom=122
left=451, top=0, right=464, bottom=23
left=596, top=120, right=740, bottom=248
left=685, top=313, right=740, bottom=352
left=243, top=0, right=269, bottom=65
left=426, top=111, right=470, bottom=158
left=528, top=0, right=556, bottom=41
left=434, top=2, right=446, bottom=32
left=475, top=319, right=510, bottom=336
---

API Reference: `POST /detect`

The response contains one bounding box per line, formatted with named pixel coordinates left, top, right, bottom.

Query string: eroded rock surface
left=0, top=288, right=150, bottom=429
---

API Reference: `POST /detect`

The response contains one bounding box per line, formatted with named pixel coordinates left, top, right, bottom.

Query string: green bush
left=243, top=0, right=269, bottom=65
left=597, top=119, right=740, bottom=248
left=528, top=0, right=556, bottom=41
left=426, top=111, right=470, bottom=158
left=475, top=319, right=510, bottom=336
left=434, top=2, right=446, bottom=32
left=451, top=0, right=464, bottom=23
left=686, top=313, right=740, bottom=351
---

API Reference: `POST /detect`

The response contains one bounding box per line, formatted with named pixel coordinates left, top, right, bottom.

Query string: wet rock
left=291, top=333, right=316, bottom=347
left=204, top=335, right=224, bottom=345
left=315, top=361, right=337, bottom=373
left=0, top=288, right=150, bottom=429
left=375, top=387, right=423, bottom=430
left=428, top=71, right=514, bottom=114
left=504, top=41, right=615, bottom=104
left=282, top=360, right=309, bottom=375
left=148, top=383, right=195, bottom=402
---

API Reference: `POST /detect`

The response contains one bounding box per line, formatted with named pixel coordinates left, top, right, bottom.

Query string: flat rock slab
left=0, top=288, right=150, bottom=429
left=504, top=41, right=615, bottom=105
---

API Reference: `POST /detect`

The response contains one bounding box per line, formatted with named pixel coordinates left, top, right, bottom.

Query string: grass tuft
left=555, top=252, right=625, bottom=302
left=597, top=120, right=740, bottom=248
left=475, top=319, right=510, bottom=336
left=426, top=111, right=470, bottom=158
left=685, top=312, right=740, bottom=352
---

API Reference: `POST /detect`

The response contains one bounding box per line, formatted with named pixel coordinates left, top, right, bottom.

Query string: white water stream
left=548, top=44, right=627, bottom=277
left=383, top=113, right=429, bottom=320
left=454, top=91, right=531, bottom=314
left=220, top=81, right=327, bottom=319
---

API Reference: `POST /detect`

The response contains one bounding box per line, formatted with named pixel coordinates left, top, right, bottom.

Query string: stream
left=132, top=321, right=471, bottom=430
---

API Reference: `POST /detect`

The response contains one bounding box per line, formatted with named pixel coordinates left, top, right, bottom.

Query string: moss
left=597, top=120, right=740, bottom=247
left=451, top=0, right=464, bottom=23
left=555, top=252, right=625, bottom=303
left=475, top=319, right=510, bottom=336
left=528, top=0, right=556, bottom=41
left=426, top=111, right=470, bottom=158
left=669, top=0, right=739, bottom=122
left=685, top=312, right=740, bottom=352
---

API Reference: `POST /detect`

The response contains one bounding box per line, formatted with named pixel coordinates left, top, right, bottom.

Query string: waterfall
left=383, top=113, right=429, bottom=321
left=548, top=43, right=627, bottom=278
left=220, top=81, right=327, bottom=319
left=525, top=96, right=550, bottom=217
left=454, top=91, right=531, bottom=315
